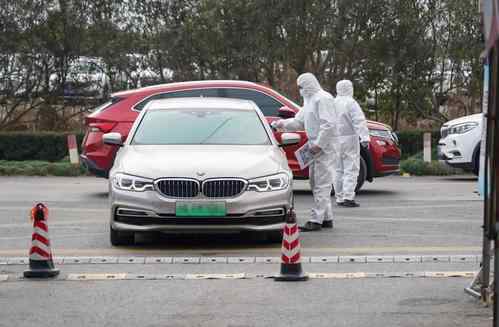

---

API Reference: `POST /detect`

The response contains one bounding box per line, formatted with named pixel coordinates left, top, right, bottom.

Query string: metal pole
left=482, top=60, right=491, bottom=304
left=490, top=47, right=499, bottom=327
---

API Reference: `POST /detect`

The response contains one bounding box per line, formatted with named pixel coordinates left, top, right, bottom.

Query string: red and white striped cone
left=24, top=203, right=59, bottom=278
left=275, top=209, right=308, bottom=282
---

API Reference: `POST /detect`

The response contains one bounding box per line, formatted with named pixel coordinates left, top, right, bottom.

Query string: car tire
left=473, top=146, right=480, bottom=176
left=330, top=156, right=367, bottom=195
left=266, top=230, right=283, bottom=243
left=356, top=156, right=367, bottom=192
left=110, top=225, right=134, bottom=246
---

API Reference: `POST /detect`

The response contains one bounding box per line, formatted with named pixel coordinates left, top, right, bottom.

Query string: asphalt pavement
left=0, top=175, right=492, bottom=326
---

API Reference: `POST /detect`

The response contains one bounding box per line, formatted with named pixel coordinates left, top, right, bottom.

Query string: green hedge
left=397, top=130, right=440, bottom=160
left=0, top=160, right=88, bottom=176
left=400, top=159, right=463, bottom=176
left=0, top=130, right=440, bottom=162
left=0, top=132, right=85, bottom=161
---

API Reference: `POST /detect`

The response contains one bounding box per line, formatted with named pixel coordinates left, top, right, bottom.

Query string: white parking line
left=0, top=206, right=107, bottom=212
left=0, top=219, right=105, bottom=229
left=0, top=246, right=482, bottom=257
left=0, top=232, right=106, bottom=240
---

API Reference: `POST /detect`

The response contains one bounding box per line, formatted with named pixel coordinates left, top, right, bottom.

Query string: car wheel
left=356, top=156, right=367, bottom=192
left=110, top=225, right=134, bottom=246
left=331, top=156, right=367, bottom=195
left=266, top=230, right=283, bottom=243
left=473, top=147, right=480, bottom=176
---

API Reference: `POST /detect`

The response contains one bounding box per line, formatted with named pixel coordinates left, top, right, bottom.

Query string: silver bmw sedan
left=104, top=97, right=299, bottom=245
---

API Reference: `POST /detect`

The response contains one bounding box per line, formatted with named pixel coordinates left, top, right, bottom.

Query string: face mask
left=299, top=88, right=304, bottom=97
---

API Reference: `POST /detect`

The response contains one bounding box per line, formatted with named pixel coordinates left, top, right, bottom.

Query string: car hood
left=114, top=145, right=288, bottom=180
left=443, top=113, right=482, bottom=128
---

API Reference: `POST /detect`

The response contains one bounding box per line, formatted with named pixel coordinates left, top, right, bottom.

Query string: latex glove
left=361, top=141, right=369, bottom=149
left=271, top=120, right=285, bottom=130
left=310, top=144, right=322, bottom=155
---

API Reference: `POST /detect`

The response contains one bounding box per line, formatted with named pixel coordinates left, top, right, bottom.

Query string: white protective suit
left=331, top=80, right=370, bottom=203
left=279, top=73, right=336, bottom=224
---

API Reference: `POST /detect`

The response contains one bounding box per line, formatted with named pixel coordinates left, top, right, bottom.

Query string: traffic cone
left=24, top=203, right=59, bottom=278
left=275, top=208, right=308, bottom=281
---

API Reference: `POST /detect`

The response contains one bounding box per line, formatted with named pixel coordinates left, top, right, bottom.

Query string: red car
left=81, top=80, right=400, bottom=190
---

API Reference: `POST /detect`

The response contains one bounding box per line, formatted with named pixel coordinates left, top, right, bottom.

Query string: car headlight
left=391, top=132, right=399, bottom=144
left=369, top=129, right=399, bottom=144
left=112, top=173, right=154, bottom=192
left=448, top=122, right=478, bottom=135
left=369, top=129, right=393, bottom=140
left=248, top=173, right=290, bottom=192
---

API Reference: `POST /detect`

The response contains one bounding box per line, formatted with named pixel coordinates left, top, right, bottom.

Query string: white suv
left=438, top=113, right=482, bottom=175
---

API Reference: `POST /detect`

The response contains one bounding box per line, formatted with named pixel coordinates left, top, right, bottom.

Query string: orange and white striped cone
left=24, top=203, right=59, bottom=278
left=275, top=209, right=308, bottom=282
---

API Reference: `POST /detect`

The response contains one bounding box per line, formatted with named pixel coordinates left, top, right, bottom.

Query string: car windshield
left=131, top=108, right=271, bottom=145
left=69, top=61, right=101, bottom=74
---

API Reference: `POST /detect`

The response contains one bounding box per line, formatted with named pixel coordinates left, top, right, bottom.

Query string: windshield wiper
left=200, top=118, right=233, bottom=144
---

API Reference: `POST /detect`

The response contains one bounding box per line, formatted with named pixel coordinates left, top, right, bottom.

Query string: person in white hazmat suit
left=272, top=73, right=336, bottom=231
left=331, top=80, right=370, bottom=207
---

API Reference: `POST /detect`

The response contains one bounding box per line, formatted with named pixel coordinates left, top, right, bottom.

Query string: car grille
left=203, top=179, right=247, bottom=198
left=155, top=178, right=247, bottom=198
left=382, top=155, right=400, bottom=165
left=156, top=179, right=200, bottom=198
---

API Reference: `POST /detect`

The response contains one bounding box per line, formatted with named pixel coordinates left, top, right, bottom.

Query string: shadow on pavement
left=89, top=192, right=108, bottom=199
left=131, top=232, right=280, bottom=250
left=439, top=176, right=478, bottom=182
left=293, top=189, right=312, bottom=195
left=357, top=189, right=398, bottom=196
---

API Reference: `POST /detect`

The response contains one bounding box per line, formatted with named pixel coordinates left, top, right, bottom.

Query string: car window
left=132, top=109, right=270, bottom=145
left=88, top=62, right=101, bottom=74
left=134, top=89, right=220, bottom=111
left=220, top=88, right=283, bottom=117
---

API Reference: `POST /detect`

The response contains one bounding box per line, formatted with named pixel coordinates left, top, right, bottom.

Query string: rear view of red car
left=81, top=80, right=400, bottom=190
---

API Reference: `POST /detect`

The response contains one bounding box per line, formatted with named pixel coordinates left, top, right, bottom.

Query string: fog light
left=254, top=208, right=285, bottom=216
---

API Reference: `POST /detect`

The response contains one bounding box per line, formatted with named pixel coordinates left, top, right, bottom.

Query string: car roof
left=145, top=97, right=258, bottom=111
left=112, top=80, right=261, bottom=97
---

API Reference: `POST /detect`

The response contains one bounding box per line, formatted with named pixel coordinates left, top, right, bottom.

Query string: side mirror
left=103, top=132, right=123, bottom=146
left=280, top=133, right=301, bottom=147
left=278, top=106, right=296, bottom=119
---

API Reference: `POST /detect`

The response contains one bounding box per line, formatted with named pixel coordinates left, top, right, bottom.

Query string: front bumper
left=109, top=184, right=293, bottom=233
left=438, top=136, right=472, bottom=166
left=63, top=82, right=103, bottom=98
left=369, top=137, right=401, bottom=177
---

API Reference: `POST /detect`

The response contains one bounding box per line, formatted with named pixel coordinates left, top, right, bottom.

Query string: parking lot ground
left=0, top=175, right=483, bottom=257
left=0, top=263, right=491, bottom=327
left=0, top=175, right=490, bottom=326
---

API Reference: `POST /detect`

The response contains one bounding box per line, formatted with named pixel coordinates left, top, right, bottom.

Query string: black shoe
left=336, top=202, right=345, bottom=207
left=322, top=220, right=333, bottom=229
left=342, top=200, right=360, bottom=207
left=299, top=221, right=322, bottom=232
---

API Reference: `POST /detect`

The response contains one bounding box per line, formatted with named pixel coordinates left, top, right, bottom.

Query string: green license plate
left=175, top=202, right=227, bottom=217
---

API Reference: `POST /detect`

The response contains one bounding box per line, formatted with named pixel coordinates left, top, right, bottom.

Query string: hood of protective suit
left=297, top=73, right=322, bottom=98
left=336, top=80, right=354, bottom=97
